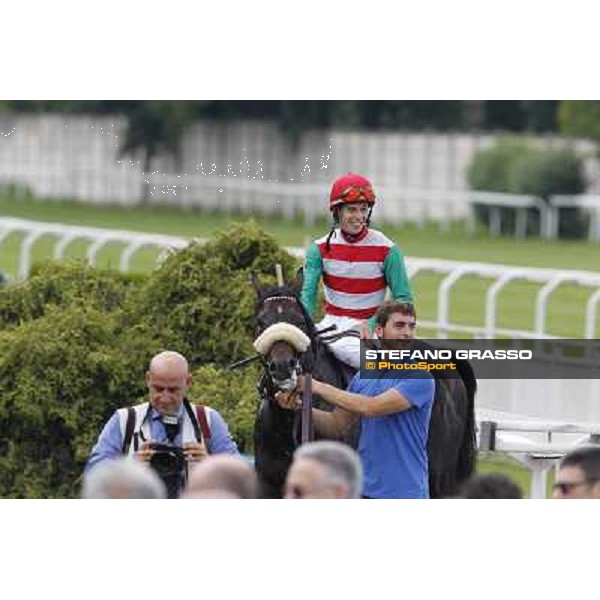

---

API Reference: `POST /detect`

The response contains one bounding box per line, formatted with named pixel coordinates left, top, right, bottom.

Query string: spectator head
left=284, top=441, right=363, bottom=499
left=553, top=445, right=600, bottom=499
left=82, top=458, right=167, bottom=499
left=458, top=473, right=523, bottom=499
left=183, top=455, right=258, bottom=499
left=181, top=489, right=240, bottom=499
left=146, top=350, right=192, bottom=417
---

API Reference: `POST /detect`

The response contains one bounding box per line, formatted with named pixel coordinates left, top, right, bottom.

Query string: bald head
left=149, top=351, right=189, bottom=378
left=184, top=456, right=258, bottom=499
left=146, top=350, right=191, bottom=415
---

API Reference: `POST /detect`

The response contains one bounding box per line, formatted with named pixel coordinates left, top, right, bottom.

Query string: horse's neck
left=313, top=339, right=355, bottom=390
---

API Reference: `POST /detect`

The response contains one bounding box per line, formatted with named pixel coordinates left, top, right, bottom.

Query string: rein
left=228, top=354, right=263, bottom=370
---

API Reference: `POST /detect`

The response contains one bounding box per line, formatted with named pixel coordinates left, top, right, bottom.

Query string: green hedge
left=468, top=140, right=587, bottom=238
left=509, top=148, right=586, bottom=238
left=124, top=223, right=297, bottom=366
left=0, top=306, right=148, bottom=497
left=468, top=139, right=532, bottom=194
left=0, top=261, right=143, bottom=330
left=190, top=364, right=261, bottom=454
left=0, top=221, right=300, bottom=497
left=467, top=140, right=532, bottom=235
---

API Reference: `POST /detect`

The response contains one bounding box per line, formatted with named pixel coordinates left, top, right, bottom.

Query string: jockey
left=300, top=173, right=414, bottom=369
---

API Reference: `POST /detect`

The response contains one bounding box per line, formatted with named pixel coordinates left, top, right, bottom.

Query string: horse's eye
left=268, top=363, right=277, bottom=373
left=288, top=358, right=296, bottom=369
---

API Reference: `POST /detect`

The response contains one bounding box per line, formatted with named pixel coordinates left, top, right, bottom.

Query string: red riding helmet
left=329, top=173, right=376, bottom=211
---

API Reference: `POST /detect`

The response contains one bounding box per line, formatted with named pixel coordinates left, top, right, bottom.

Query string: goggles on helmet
left=331, top=185, right=376, bottom=209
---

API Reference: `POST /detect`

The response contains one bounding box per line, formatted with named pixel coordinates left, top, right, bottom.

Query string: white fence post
left=585, top=289, right=600, bottom=339
left=19, top=230, right=46, bottom=280
left=484, top=271, right=523, bottom=338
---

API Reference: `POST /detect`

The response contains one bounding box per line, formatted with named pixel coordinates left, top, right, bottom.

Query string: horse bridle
left=256, top=294, right=315, bottom=395
left=256, top=292, right=317, bottom=443
left=257, top=294, right=314, bottom=339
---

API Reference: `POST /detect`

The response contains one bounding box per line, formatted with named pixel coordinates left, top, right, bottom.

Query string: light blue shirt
left=86, top=401, right=239, bottom=471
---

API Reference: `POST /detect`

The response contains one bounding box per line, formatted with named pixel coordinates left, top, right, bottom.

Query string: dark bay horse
left=251, top=271, right=477, bottom=499
left=414, top=339, right=478, bottom=498
left=252, top=277, right=357, bottom=498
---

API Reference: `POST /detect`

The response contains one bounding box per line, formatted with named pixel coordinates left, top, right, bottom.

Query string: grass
left=2, top=194, right=600, bottom=337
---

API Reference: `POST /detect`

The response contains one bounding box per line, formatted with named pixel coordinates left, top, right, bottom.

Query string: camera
left=149, top=443, right=187, bottom=499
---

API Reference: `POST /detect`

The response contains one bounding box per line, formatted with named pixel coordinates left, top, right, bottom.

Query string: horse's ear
left=289, top=267, right=304, bottom=297
left=248, top=272, right=265, bottom=299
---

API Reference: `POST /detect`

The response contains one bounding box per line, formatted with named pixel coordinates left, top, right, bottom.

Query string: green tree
left=558, top=101, right=600, bottom=151
left=509, top=147, right=586, bottom=238
left=117, top=101, right=200, bottom=202
left=522, top=100, right=559, bottom=132
left=467, top=139, right=532, bottom=192
left=467, top=141, right=586, bottom=238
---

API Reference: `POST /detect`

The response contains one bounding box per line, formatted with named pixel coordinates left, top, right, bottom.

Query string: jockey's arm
left=366, top=244, right=414, bottom=333
left=312, top=380, right=412, bottom=418
left=299, top=242, right=323, bottom=317
left=385, top=245, right=413, bottom=302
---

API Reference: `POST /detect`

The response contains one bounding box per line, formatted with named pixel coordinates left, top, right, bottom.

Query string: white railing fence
left=0, top=217, right=189, bottom=280
left=133, top=174, right=473, bottom=229
left=468, top=191, right=553, bottom=238
left=549, top=194, right=600, bottom=242
left=407, top=257, right=600, bottom=340
left=469, top=191, right=600, bottom=241
left=3, top=217, right=600, bottom=340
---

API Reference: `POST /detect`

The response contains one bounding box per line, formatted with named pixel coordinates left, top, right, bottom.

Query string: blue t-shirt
left=348, top=370, right=435, bottom=499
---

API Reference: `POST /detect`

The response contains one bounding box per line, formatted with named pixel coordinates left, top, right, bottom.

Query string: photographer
left=86, top=350, right=239, bottom=498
